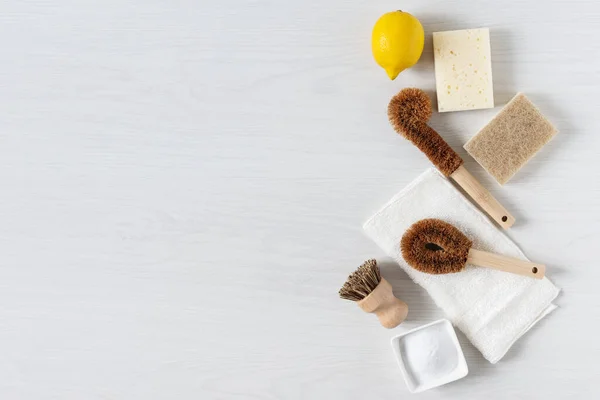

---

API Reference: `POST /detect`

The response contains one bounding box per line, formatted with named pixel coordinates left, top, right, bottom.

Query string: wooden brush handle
left=467, top=248, right=545, bottom=279
left=357, top=279, right=408, bottom=328
left=450, top=165, right=515, bottom=229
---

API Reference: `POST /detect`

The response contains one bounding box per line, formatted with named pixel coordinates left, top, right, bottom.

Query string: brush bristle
left=388, top=88, right=433, bottom=128
left=339, top=259, right=381, bottom=301
left=400, top=219, right=472, bottom=275
left=388, top=88, right=463, bottom=176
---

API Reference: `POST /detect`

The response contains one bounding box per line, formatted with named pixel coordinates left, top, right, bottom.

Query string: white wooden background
left=0, top=0, right=598, bottom=398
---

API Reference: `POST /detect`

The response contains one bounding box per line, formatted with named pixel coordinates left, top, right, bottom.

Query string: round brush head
left=339, top=259, right=381, bottom=301
left=387, top=88, right=463, bottom=176
left=400, top=219, right=473, bottom=274
left=388, top=88, right=433, bottom=130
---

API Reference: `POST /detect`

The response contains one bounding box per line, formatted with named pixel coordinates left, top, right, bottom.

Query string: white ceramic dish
left=390, top=319, right=468, bottom=393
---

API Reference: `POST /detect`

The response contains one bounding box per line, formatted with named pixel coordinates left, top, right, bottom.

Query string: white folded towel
left=363, top=168, right=560, bottom=363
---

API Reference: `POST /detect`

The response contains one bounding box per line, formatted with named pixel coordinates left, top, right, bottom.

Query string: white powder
left=398, top=322, right=459, bottom=388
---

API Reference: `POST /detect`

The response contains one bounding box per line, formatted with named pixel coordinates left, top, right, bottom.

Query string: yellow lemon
left=372, top=11, right=424, bottom=80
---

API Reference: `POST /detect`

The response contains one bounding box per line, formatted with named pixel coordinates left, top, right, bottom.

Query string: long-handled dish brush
left=339, top=259, right=408, bottom=328
left=400, top=218, right=545, bottom=279
left=388, top=88, right=515, bottom=229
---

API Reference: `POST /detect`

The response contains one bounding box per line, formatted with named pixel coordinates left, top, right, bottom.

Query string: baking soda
left=392, top=320, right=468, bottom=392
left=399, top=322, right=459, bottom=386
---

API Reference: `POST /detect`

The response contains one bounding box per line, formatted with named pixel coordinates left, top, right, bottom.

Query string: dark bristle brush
left=339, top=259, right=408, bottom=328
left=400, top=219, right=545, bottom=279
left=388, top=88, right=515, bottom=229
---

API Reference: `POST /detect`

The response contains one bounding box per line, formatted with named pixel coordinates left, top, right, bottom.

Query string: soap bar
left=433, top=28, right=494, bottom=112
left=464, top=93, right=558, bottom=185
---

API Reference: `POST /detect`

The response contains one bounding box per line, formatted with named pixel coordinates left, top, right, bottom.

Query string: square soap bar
left=464, top=93, right=558, bottom=185
left=433, top=28, right=494, bottom=112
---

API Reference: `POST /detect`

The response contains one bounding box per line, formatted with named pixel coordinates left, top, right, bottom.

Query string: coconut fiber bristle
left=388, top=88, right=463, bottom=176
left=339, top=259, right=381, bottom=301
left=400, top=219, right=473, bottom=275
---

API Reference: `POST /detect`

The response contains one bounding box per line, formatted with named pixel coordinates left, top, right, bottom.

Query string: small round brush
left=388, top=88, right=515, bottom=230
left=339, top=259, right=408, bottom=328
left=400, top=219, right=545, bottom=279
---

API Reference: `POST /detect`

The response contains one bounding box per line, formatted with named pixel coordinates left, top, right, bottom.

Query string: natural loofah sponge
left=464, top=93, right=558, bottom=185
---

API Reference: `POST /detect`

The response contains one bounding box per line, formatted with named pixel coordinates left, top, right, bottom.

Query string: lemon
left=372, top=11, right=424, bottom=80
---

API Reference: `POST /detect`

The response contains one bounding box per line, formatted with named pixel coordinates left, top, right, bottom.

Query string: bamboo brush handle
left=357, top=279, right=408, bottom=328
left=467, top=248, right=545, bottom=279
left=450, top=165, right=515, bottom=230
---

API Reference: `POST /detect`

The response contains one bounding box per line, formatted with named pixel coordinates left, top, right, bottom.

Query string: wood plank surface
left=0, top=0, right=597, bottom=398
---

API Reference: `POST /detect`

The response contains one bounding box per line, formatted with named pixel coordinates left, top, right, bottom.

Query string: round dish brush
left=388, top=88, right=515, bottom=230
left=339, top=259, right=408, bottom=328
left=400, top=218, right=545, bottom=279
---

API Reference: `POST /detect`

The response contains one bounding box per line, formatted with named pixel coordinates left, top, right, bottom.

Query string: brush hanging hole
left=532, top=267, right=538, bottom=274
left=425, top=243, right=444, bottom=252
left=502, top=216, right=508, bottom=222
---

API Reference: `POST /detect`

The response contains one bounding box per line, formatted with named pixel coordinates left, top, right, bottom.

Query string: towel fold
left=363, top=168, right=559, bottom=363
